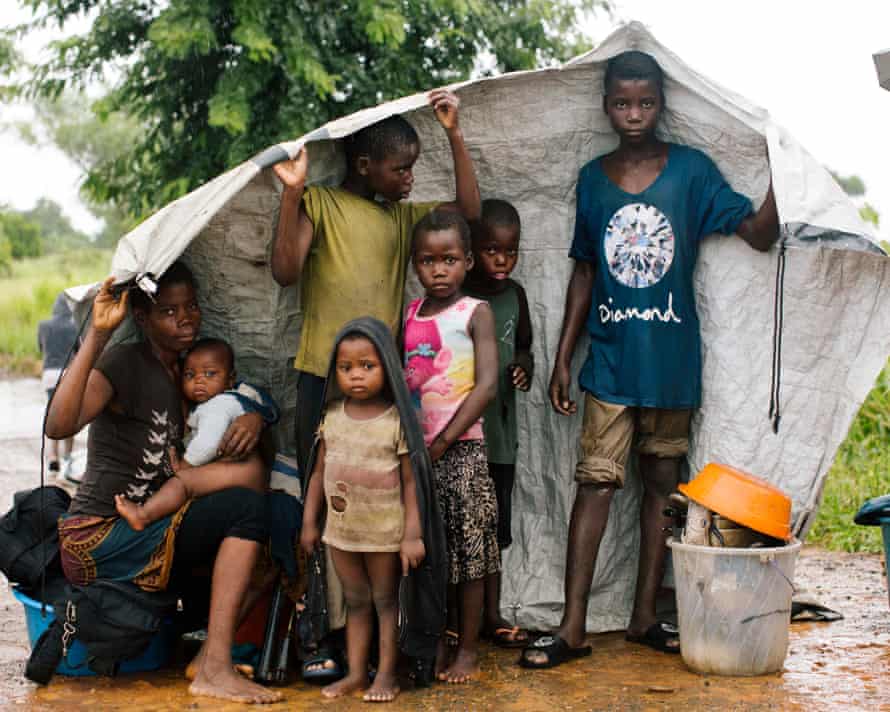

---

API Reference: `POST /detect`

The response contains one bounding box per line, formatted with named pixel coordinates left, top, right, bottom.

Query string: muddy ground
left=1, top=378, right=889, bottom=711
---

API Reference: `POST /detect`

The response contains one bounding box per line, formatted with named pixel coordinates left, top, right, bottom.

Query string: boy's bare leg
left=363, top=552, right=401, bottom=702
left=177, top=451, right=267, bottom=497
left=189, top=537, right=282, bottom=704
left=524, top=483, right=613, bottom=664
left=323, top=548, right=371, bottom=699
left=483, top=571, right=527, bottom=644
left=441, top=578, right=484, bottom=683
left=114, top=477, right=188, bottom=532
left=626, top=454, right=680, bottom=644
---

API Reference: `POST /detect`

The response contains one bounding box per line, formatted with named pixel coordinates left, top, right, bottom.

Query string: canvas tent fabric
left=71, top=22, right=890, bottom=633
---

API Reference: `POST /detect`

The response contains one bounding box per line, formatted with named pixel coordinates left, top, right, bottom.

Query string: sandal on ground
left=301, top=647, right=345, bottom=683
left=483, top=625, right=529, bottom=649
left=518, top=635, right=592, bottom=669
left=625, top=621, right=681, bottom=654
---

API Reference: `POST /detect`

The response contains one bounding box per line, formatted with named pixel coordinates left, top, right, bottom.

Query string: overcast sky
left=1, top=1, right=888, bottom=240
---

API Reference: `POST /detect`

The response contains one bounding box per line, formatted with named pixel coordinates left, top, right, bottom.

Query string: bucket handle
left=759, top=553, right=796, bottom=594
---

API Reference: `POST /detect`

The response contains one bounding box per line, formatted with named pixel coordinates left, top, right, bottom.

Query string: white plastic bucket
left=668, top=537, right=801, bottom=676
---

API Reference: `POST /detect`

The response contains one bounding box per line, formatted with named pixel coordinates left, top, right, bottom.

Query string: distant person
left=38, top=292, right=79, bottom=481
left=270, top=89, right=481, bottom=681
left=463, top=199, right=533, bottom=649
left=520, top=50, right=778, bottom=668
left=114, top=337, right=279, bottom=532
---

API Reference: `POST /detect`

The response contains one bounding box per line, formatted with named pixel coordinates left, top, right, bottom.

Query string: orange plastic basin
left=678, top=463, right=792, bottom=541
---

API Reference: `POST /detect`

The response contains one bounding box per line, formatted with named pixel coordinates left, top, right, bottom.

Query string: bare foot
left=114, top=494, right=150, bottom=531
left=434, top=636, right=452, bottom=680
left=363, top=671, right=399, bottom=702
left=322, top=673, right=368, bottom=699
left=185, top=648, right=254, bottom=681
left=189, top=655, right=282, bottom=704
left=441, top=648, right=478, bottom=684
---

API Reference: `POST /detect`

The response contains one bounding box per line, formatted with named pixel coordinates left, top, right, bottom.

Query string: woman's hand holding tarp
left=93, top=276, right=129, bottom=333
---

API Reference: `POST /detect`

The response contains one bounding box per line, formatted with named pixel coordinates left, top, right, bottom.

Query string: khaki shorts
left=575, top=394, right=691, bottom=488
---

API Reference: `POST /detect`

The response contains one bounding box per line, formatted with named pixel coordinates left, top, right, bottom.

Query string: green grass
left=0, top=249, right=111, bottom=375
left=809, top=363, right=890, bottom=554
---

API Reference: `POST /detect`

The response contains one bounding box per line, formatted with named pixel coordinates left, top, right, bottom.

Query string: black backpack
left=0, top=486, right=70, bottom=589
left=26, top=580, right=177, bottom=683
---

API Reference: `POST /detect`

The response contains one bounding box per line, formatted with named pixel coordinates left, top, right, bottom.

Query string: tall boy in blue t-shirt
left=520, top=51, right=779, bottom=668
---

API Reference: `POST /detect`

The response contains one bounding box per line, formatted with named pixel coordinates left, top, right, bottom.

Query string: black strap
left=769, top=235, right=787, bottom=433
left=39, top=298, right=95, bottom=614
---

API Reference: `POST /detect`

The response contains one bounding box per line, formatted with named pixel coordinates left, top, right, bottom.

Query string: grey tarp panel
left=876, top=49, right=890, bottom=90
left=69, top=23, right=890, bottom=632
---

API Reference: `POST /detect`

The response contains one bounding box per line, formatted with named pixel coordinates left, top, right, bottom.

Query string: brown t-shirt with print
left=69, top=341, right=184, bottom=518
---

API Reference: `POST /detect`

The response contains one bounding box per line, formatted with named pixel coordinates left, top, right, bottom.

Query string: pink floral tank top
left=403, top=296, right=485, bottom=446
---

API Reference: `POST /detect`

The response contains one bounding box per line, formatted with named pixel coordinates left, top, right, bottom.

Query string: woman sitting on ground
left=45, top=262, right=281, bottom=705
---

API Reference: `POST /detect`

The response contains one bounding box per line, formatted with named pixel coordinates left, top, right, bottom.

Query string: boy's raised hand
left=272, top=147, right=308, bottom=190
left=93, top=276, right=129, bottom=334
left=429, top=89, right=461, bottom=132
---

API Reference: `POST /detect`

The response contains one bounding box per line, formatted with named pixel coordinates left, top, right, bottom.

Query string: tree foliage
left=7, top=92, right=140, bottom=245
left=0, top=210, right=42, bottom=259
left=830, top=170, right=866, bottom=198
left=22, top=197, right=91, bottom=252
left=830, top=169, right=880, bottom=229
left=7, top=0, right=607, bottom=217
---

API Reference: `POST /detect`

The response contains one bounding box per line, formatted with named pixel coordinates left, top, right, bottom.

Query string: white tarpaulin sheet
left=74, top=22, right=890, bottom=632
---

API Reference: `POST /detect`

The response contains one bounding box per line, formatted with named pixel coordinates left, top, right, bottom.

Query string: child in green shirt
left=464, top=199, right=533, bottom=648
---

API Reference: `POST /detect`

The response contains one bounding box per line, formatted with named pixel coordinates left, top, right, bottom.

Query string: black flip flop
left=518, top=635, right=592, bottom=669
left=625, top=621, right=681, bottom=654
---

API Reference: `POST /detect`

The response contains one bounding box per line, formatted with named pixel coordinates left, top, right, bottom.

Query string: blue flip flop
left=301, top=647, right=345, bottom=684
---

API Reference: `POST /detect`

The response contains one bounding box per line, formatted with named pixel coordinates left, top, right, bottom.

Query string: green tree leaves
left=6, top=0, right=605, bottom=219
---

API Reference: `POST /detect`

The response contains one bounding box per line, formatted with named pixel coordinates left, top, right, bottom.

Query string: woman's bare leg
left=188, top=537, right=282, bottom=704
left=322, top=547, right=372, bottom=699
left=186, top=559, right=278, bottom=681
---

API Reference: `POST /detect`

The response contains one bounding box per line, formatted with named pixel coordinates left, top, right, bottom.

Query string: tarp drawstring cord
left=769, top=232, right=788, bottom=434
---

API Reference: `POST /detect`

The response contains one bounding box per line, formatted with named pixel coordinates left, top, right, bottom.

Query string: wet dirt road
left=2, top=378, right=889, bottom=710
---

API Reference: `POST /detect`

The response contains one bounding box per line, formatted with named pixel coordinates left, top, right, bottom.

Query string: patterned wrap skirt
left=432, top=440, right=500, bottom=584
left=58, top=503, right=189, bottom=592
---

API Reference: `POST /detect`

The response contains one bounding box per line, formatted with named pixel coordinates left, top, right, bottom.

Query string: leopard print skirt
left=432, top=439, right=501, bottom=584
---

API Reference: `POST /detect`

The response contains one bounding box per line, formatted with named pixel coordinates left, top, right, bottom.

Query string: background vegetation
left=0, top=249, right=110, bottom=374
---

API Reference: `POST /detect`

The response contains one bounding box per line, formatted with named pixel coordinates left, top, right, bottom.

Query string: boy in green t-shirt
left=272, top=89, right=480, bottom=481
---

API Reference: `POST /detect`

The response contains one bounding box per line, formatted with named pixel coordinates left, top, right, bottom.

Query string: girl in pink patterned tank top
left=404, top=210, right=500, bottom=684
